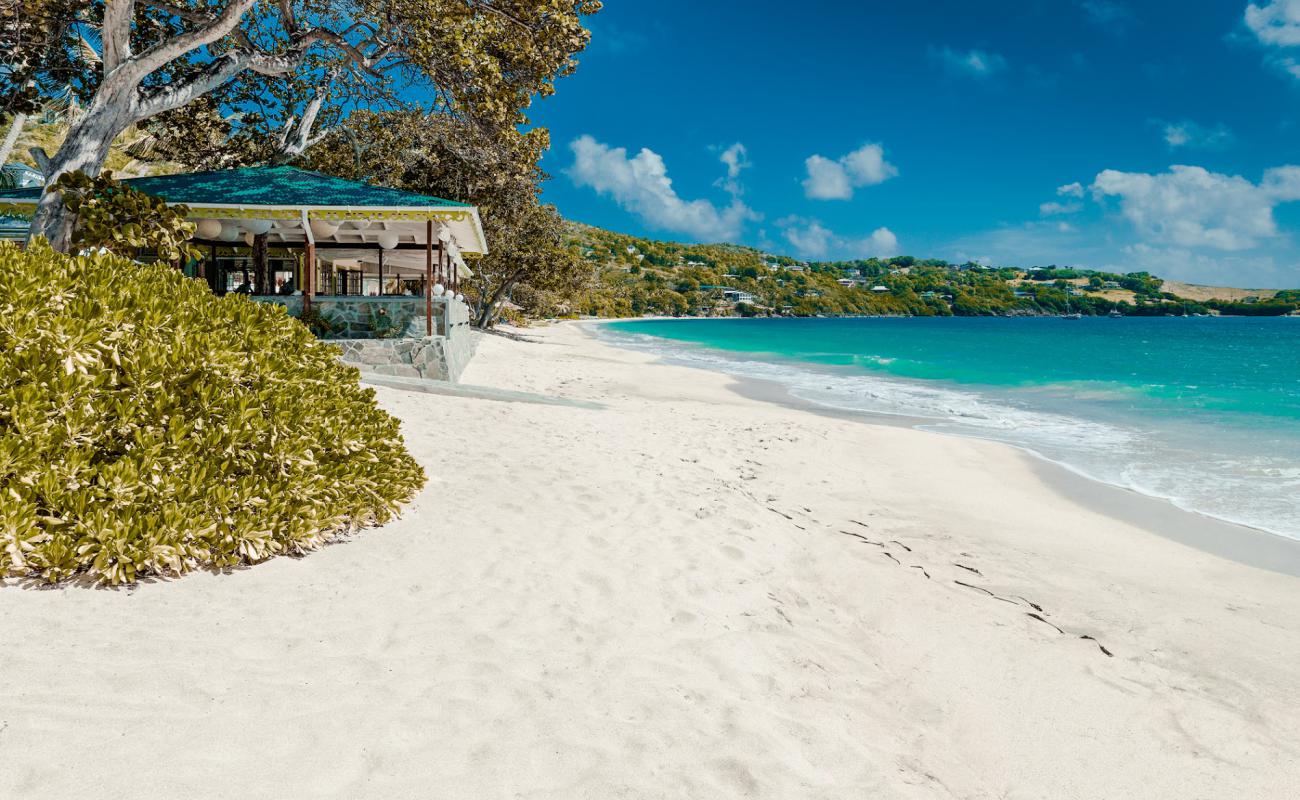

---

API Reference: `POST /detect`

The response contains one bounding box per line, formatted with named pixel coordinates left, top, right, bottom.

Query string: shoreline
left=587, top=317, right=1300, bottom=567
left=721, top=365, right=1300, bottom=578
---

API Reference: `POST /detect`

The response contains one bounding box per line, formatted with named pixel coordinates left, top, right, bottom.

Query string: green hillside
left=566, top=223, right=1300, bottom=319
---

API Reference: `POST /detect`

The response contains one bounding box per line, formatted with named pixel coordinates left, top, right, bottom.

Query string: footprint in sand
left=720, top=545, right=745, bottom=561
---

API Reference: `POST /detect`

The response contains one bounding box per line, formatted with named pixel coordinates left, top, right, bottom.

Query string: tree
left=6, top=0, right=599, bottom=248
left=465, top=201, right=588, bottom=327
left=306, top=109, right=587, bottom=327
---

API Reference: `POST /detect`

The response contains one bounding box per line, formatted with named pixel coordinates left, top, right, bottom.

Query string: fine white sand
left=3, top=322, right=1300, bottom=798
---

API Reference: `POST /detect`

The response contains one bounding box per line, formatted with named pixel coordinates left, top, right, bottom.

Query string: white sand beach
left=3, top=321, right=1299, bottom=799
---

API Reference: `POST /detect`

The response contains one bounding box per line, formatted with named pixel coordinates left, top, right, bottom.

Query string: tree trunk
left=252, top=233, right=269, bottom=293
left=0, top=112, right=27, bottom=169
left=27, top=105, right=129, bottom=250
left=474, top=273, right=523, bottom=328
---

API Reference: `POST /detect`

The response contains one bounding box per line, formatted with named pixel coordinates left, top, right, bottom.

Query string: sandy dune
left=3, top=322, right=1299, bottom=798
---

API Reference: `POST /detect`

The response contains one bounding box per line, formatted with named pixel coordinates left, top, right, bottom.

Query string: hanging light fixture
left=218, top=222, right=243, bottom=242
left=376, top=231, right=400, bottom=250
left=243, top=218, right=273, bottom=236
left=309, top=219, right=339, bottom=239
left=193, top=219, right=222, bottom=239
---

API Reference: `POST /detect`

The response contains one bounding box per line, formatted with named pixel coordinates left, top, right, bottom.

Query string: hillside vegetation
left=563, top=224, right=1300, bottom=319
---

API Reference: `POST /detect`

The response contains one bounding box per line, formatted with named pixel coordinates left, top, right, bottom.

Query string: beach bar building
left=0, top=166, right=487, bottom=380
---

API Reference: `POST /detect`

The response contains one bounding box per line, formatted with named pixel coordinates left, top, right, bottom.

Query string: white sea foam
left=599, top=325, right=1300, bottom=540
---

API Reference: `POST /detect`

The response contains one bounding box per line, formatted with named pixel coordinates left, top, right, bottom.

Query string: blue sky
left=528, top=0, right=1300, bottom=287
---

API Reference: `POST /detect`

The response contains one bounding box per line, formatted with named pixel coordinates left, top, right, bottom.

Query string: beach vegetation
left=0, top=242, right=425, bottom=585
left=53, top=170, right=198, bottom=262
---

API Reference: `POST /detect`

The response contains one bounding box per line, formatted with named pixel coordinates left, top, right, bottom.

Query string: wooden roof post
left=302, top=209, right=315, bottom=315
left=426, top=219, right=434, bottom=337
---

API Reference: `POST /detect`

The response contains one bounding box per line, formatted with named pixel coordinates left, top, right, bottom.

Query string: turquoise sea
left=603, top=317, right=1300, bottom=540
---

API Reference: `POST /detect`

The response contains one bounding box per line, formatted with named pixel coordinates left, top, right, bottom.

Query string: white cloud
left=1057, top=182, right=1085, bottom=198
left=1245, top=0, right=1300, bottom=46
left=713, top=142, right=751, bottom=198
left=931, top=46, right=1007, bottom=78
left=802, top=156, right=852, bottom=201
left=718, top=143, right=749, bottom=179
left=1160, top=120, right=1233, bottom=149
left=1243, top=1, right=1300, bottom=80
left=777, top=215, right=899, bottom=258
left=1278, top=55, right=1300, bottom=77
left=567, top=135, right=758, bottom=241
left=801, top=143, right=898, bottom=200
left=1090, top=164, right=1300, bottom=251
left=1117, top=243, right=1295, bottom=287
left=1040, top=201, right=1082, bottom=216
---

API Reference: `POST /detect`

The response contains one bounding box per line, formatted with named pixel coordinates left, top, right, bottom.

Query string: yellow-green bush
left=0, top=242, right=426, bottom=584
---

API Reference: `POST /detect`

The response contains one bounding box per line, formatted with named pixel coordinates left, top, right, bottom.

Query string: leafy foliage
left=0, top=0, right=86, bottom=117
left=0, top=242, right=425, bottom=585
left=55, top=170, right=198, bottom=262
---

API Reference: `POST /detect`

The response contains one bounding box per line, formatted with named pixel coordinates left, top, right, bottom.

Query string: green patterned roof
left=0, top=166, right=471, bottom=209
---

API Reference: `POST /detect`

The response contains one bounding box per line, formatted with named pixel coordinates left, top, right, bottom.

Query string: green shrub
left=0, top=241, right=426, bottom=585
left=55, top=170, right=199, bottom=263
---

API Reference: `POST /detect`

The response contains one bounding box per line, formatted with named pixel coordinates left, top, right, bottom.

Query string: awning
left=0, top=165, right=488, bottom=255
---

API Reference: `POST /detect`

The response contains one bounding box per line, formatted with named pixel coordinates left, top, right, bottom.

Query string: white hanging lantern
left=433, top=283, right=445, bottom=296
left=193, top=219, right=222, bottom=239
left=218, top=222, right=243, bottom=242
left=243, top=218, right=273, bottom=236
left=309, top=219, right=339, bottom=239
left=243, top=232, right=255, bottom=246
left=454, top=293, right=464, bottom=302
left=376, top=231, right=400, bottom=250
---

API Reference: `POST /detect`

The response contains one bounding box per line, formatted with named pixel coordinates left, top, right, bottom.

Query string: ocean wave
left=598, top=324, right=1300, bottom=540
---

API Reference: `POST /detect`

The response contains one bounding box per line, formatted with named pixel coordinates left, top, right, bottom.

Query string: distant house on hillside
left=870, top=285, right=890, bottom=293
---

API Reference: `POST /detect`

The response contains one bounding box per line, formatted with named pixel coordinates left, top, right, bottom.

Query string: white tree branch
left=102, top=0, right=136, bottom=74
left=127, top=0, right=257, bottom=80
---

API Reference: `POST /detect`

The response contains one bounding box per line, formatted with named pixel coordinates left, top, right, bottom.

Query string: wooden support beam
left=425, top=220, right=434, bottom=337
left=252, top=233, right=269, bottom=294
left=304, top=240, right=316, bottom=313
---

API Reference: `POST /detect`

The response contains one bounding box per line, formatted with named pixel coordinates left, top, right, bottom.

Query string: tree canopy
left=5, top=0, right=599, bottom=247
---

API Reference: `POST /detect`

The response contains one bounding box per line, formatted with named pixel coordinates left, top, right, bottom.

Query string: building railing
left=251, top=294, right=471, bottom=340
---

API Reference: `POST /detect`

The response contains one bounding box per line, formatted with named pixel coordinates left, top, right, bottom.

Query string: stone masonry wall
left=253, top=296, right=449, bottom=340
left=254, top=295, right=477, bottom=381
left=335, top=331, right=479, bottom=382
